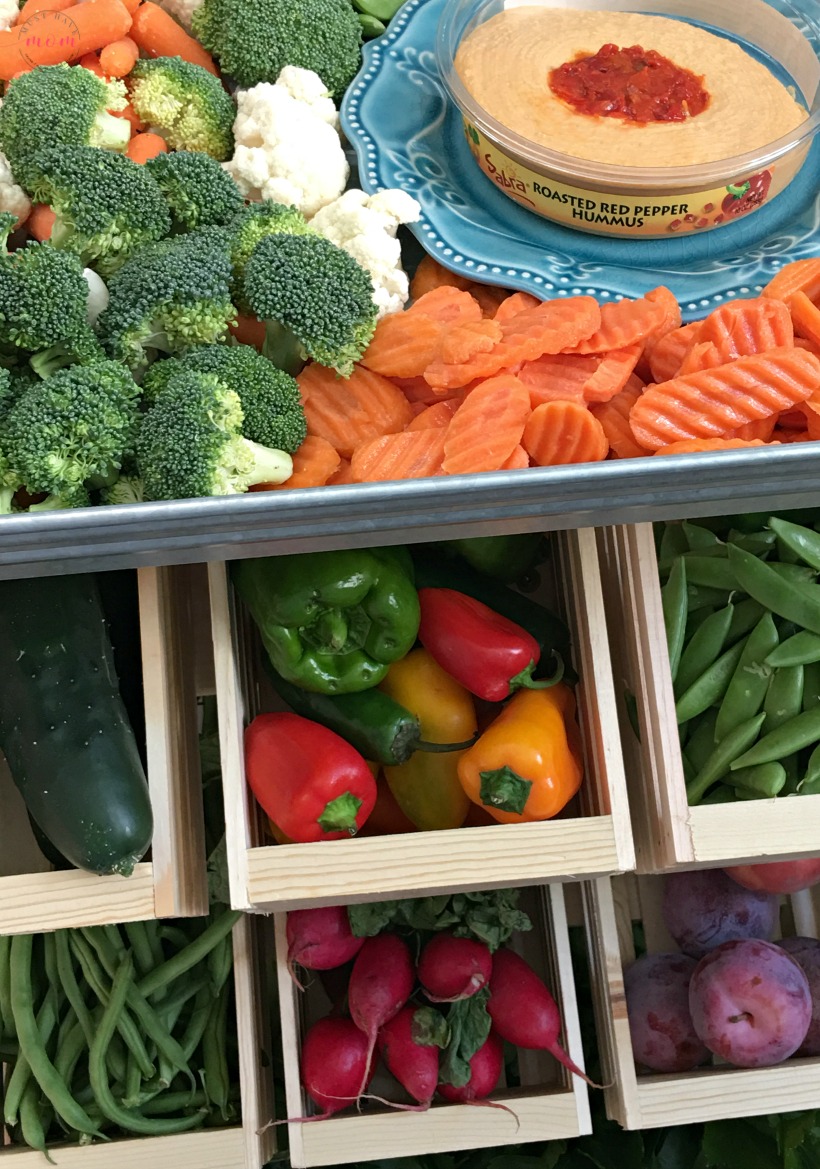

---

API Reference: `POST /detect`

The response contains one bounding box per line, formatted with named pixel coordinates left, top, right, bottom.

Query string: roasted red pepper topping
left=549, top=43, right=709, bottom=125
left=417, top=587, right=563, bottom=704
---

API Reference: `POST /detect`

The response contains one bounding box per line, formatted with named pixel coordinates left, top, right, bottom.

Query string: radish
left=437, top=1030, right=504, bottom=1102
left=286, top=906, right=365, bottom=983
left=418, top=932, right=492, bottom=1002
left=488, top=947, right=598, bottom=1086
left=348, top=933, right=416, bottom=1098
left=378, top=1005, right=439, bottom=1107
left=300, top=1016, right=374, bottom=1116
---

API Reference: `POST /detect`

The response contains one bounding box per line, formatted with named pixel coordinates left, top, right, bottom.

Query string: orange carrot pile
left=247, top=254, right=820, bottom=491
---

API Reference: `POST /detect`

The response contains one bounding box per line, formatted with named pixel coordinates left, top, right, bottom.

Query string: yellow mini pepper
left=457, top=683, right=584, bottom=824
left=380, top=648, right=476, bottom=831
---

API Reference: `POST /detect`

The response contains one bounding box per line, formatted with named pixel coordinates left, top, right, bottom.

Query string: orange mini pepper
left=457, top=683, right=584, bottom=824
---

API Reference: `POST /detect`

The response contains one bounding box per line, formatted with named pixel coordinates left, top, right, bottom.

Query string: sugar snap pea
left=662, top=557, right=687, bottom=682
left=10, top=934, right=102, bottom=1137
left=680, top=556, right=737, bottom=590
left=804, top=661, right=820, bottom=710
left=675, top=636, right=748, bottom=724
left=687, top=584, right=733, bottom=611
left=714, top=613, right=778, bottom=740
left=800, top=743, right=820, bottom=794
left=764, top=665, right=805, bottom=731
left=728, top=529, right=777, bottom=556
left=724, top=762, right=787, bottom=798
left=658, top=523, right=689, bottom=572
left=727, top=598, right=766, bottom=643
left=727, top=543, right=820, bottom=635
left=769, top=562, right=818, bottom=585
left=769, top=517, right=820, bottom=571
left=730, top=706, right=820, bottom=770
left=682, top=709, right=719, bottom=774
left=675, top=604, right=734, bottom=698
left=700, top=784, right=737, bottom=804
left=683, top=521, right=724, bottom=551
left=766, top=631, right=820, bottom=668
left=686, top=713, right=767, bottom=804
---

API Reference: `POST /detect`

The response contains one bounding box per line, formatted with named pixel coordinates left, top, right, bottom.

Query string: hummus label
left=464, top=122, right=781, bottom=237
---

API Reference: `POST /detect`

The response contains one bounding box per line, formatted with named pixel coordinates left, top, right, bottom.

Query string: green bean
left=123, top=922, right=158, bottom=981
left=766, top=631, right=820, bottom=668
left=675, top=636, right=748, bottom=724
left=89, top=956, right=205, bottom=1136
left=724, top=763, right=787, bottom=798
left=803, top=662, right=820, bottom=710
left=4, top=986, right=59, bottom=1129
left=180, top=986, right=214, bottom=1062
left=0, top=935, right=13, bottom=1040
left=201, top=981, right=230, bottom=1120
left=730, top=707, right=820, bottom=770
left=714, top=613, right=779, bottom=741
left=69, top=933, right=155, bottom=1082
left=157, top=971, right=210, bottom=1030
left=659, top=558, right=683, bottom=682
left=727, top=598, right=766, bottom=643
left=680, top=556, right=737, bottom=590
left=54, top=1019, right=89, bottom=1097
left=769, top=517, right=820, bottom=570
left=159, top=926, right=192, bottom=951
left=727, top=544, right=820, bottom=635
left=207, top=935, right=233, bottom=996
left=54, top=931, right=94, bottom=1048
left=139, top=910, right=243, bottom=1000
left=10, top=935, right=101, bottom=1137
left=686, top=714, right=767, bottom=804
left=675, top=604, right=735, bottom=698
left=142, top=920, right=166, bottom=972
left=141, top=1090, right=210, bottom=1116
left=123, top=1051, right=143, bottom=1111
left=19, top=1076, right=54, bottom=1162
left=0, top=1039, right=19, bottom=1060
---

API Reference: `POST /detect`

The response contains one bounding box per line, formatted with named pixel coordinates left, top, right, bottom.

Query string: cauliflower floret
left=224, top=67, right=348, bottom=219
left=0, top=149, right=31, bottom=228
left=154, top=0, right=204, bottom=32
left=310, top=188, right=422, bottom=318
left=0, top=0, right=18, bottom=31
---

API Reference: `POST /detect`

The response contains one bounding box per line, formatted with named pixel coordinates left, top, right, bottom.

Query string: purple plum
left=778, top=936, right=820, bottom=1056
left=689, top=939, right=811, bottom=1068
left=624, top=952, right=709, bottom=1073
left=662, top=868, right=779, bottom=958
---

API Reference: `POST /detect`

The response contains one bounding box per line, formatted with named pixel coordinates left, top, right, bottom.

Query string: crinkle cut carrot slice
left=582, top=343, right=643, bottom=403
left=733, top=415, right=778, bottom=442
left=790, top=291, right=820, bottom=350
left=677, top=341, right=723, bottom=376
left=351, top=428, right=447, bottom=482
left=762, top=258, right=820, bottom=305
left=298, top=363, right=414, bottom=459
left=654, top=438, right=773, bottom=455
left=439, top=319, right=503, bottom=364
left=564, top=296, right=666, bottom=355
left=256, top=435, right=340, bottom=490
left=407, top=285, right=483, bottom=325
left=406, top=400, right=459, bottom=430
left=516, top=352, right=597, bottom=406
left=643, top=285, right=683, bottom=350
left=409, top=256, right=476, bottom=300
left=442, top=374, right=531, bottom=474
left=589, top=374, right=647, bottom=459
left=647, top=322, right=700, bottom=383
left=522, top=400, right=609, bottom=466
left=629, top=347, right=820, bottom=451
left=694, top=297, right=794, bottom=362
left=360, top=312, right=444, bottom=379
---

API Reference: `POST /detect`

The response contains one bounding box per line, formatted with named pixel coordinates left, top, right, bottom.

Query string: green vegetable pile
left=0, top=908, right=242, bottom=1156
left=655, top=510, right=820, bottom=805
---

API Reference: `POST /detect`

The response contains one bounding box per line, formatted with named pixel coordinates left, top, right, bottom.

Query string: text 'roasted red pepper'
left=244, top=712, right=377, bottom=843
left=417, top=587, right=563, bottom=703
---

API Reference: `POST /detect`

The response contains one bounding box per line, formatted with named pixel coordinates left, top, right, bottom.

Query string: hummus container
left=436, top=0, right=820, bottom=237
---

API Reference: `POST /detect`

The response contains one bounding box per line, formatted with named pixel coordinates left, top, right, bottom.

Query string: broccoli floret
left=242, top=232, right=377, bottom=376
left=192, top=0, right=362, bottom=96
left=151, top=343, right=307, bottom=452
left=136, top=369, right=292, bottom=500
left=0, top=64, right=130, bottom=190
left=0, top=224, right=104, bottom=377
left=96, top=227, right=237, bottom=373
left=26, top=146, right=172, bottom=278
left=228, top=200, right=312, bottom=310
left=129, top=57, right=235, bottom=161
left=145, top=151, right=244, bottom=233
left=3, top=361, right=141, bottom=509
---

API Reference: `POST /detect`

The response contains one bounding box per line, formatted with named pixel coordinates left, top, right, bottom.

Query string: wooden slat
left=0, top=1129, right=246, bottom=1167
left=276, top=884, right=590, bottom=1168
left=138, top=566, right=208, bottom=919
left=232, top=914, right=277, bottom=1169
left=688, top=799, right=820, bottom=866
left=0, top=865, right=156, bottom=936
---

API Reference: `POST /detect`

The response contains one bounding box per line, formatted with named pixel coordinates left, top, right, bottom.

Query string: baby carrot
left=0, top=0, right=132, bottom=77
left=125, top=130, right=167, bottom=162
left=99, top=34, right=138, bottom=77
left=130, top=2, right=218, bottom=74
left=27, top=204, right=56, bottom=241
left=15, top=0, right=75, bottom=25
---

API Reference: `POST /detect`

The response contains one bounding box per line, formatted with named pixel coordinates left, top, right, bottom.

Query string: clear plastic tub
left=436, top=0, right=820, bottom=237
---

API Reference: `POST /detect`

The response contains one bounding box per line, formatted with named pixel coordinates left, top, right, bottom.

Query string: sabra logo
left=19, top=9, right=80, bottom=66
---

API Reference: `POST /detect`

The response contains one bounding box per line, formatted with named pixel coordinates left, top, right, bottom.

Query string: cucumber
left=0, top=573, right=153, bottom=877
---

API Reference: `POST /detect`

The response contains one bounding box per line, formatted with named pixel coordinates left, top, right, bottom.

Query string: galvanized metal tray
left=2, top=446, right=819, bottom=579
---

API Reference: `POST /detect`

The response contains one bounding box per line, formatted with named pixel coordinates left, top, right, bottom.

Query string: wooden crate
left=1, top=914, right=276, bottom=1168
left=584, top=873, right=820, bottom=1129
left=599, top=523, right=820, bottom=873
left=0, top=567, right=208, bottom=934
left=275, top=883, right=591, bottom=1167
left=208, top=529, right=634, bottom=913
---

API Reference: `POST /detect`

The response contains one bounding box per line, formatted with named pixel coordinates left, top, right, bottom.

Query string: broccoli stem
left=261, top=321, right=308, bottom=377
left=89, top=111, right=131, bottom=154
left=0, top=486, right=16, bottom=513
left=27, top=494, right=73, bottom=511
left=242, top=438, right=293, bottom=487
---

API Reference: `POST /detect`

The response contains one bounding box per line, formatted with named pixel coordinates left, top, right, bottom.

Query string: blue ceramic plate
left=341, top=0, right=820, bottom=317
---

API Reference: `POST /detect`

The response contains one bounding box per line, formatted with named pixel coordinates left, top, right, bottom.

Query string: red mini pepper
left=244, top=712, right=377, bottom=843
left=417, top=588, right=563, bottom=702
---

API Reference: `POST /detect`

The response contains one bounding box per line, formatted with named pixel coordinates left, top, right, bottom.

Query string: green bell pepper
left=232, top=547, right=420, bottom=694
left=442, top=533, right=545, bottom=583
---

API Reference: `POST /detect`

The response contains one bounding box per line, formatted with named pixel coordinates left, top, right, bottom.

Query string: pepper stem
left=508, top=653, right=565, bottom=695
left=726, top=181, right=750, bottom=199
left=317, top=792, right=363, bottom=835
left=416, top=733, right=480, bottom=754
left=479, top=767, right=533, bottom=815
